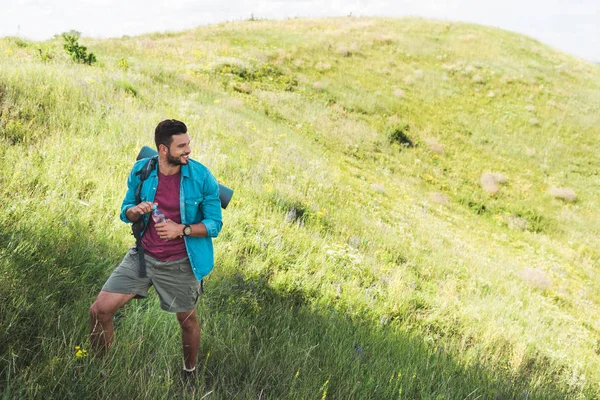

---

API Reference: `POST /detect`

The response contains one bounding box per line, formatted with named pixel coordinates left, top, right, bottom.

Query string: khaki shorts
left=102, top=248, right=202, bottom=313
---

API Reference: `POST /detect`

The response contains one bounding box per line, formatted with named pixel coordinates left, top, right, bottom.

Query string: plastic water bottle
left=152, top=204, right=166, bottom=223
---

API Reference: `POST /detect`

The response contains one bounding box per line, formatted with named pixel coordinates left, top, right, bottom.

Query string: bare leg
left=176, top=309, right=200, bottom=370
left=89, top=291, right=136, bottom=353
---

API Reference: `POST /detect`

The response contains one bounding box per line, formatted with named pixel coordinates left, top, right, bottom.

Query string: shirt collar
left=181, top=163, right=190, bottom=178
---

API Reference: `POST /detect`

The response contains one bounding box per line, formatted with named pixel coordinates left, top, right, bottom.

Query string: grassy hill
left=1, top=17, right=599, bottom=399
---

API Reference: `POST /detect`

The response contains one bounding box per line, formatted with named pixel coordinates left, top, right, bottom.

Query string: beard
left=166, top=149, right=189, bottom=166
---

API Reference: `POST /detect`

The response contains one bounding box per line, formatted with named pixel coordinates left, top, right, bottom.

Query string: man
left=89, top=119, right=223, bottom=377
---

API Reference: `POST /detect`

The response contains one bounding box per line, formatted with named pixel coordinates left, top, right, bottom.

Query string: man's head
left=154, top=119, right=191, bottom=166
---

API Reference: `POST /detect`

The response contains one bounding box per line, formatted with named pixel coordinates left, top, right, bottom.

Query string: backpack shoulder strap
left=131, top=155, right=157, bottom=279
left=134, top=156, right=158, bottom=205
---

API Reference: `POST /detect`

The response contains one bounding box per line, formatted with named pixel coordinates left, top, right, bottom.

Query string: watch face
left=184, top=225, right=192, bottom=236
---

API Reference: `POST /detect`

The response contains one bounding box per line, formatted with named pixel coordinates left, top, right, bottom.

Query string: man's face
left=163, top=133, right=191, bottom=166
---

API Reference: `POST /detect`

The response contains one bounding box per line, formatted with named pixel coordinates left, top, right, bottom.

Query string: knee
left=90, top=302, right=112, bottom=321
left=178, top=315, right=199, bottom=331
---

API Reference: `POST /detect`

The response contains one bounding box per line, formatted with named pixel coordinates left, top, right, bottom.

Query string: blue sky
left=2, top=0, right=599, bottom=62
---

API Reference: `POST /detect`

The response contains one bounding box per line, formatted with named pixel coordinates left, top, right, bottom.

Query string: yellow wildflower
left=74, top=346, right=88, bottom=358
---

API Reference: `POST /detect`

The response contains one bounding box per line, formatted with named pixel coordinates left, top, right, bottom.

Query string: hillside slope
left=1, top=17, right=599, bottom=398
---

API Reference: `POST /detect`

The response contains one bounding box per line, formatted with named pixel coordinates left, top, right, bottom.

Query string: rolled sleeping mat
left=136, top=145, right=234, bottom=209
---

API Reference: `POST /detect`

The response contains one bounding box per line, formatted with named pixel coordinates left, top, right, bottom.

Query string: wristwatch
left=183, top=224, right=192, bottom=237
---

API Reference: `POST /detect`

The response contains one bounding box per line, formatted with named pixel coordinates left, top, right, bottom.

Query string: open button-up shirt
left=120, top=157, right=223, bottom=280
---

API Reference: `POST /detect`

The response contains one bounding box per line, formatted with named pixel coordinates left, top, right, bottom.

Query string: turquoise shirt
left=120, top=157, right=223, bottom=280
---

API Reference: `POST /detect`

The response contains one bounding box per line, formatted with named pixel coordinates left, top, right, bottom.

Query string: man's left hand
left=155, top=220, right=183, bottom=240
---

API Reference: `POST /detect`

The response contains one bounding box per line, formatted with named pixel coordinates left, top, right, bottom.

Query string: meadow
left=1, top=17, right=599, bottom=399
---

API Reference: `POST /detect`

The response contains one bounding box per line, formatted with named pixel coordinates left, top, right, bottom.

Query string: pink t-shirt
left=142, top=171, right=188, bottom=261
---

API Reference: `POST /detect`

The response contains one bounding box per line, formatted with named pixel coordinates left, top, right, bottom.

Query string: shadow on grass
left=198, top=270, right=580, bottom=399
left=0, top=218, right=585, bottom=399
left=0, top=215, right=120, bottom=387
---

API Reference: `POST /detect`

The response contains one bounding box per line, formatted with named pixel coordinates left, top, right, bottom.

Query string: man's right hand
left=126, top=202, right=156, bottom=222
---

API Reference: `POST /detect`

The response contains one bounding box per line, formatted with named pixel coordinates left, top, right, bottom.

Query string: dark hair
left=154, top=119, right=187, bottom=149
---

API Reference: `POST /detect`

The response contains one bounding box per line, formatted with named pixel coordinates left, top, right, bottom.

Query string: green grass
left=1, top=17, right=600, bottom=398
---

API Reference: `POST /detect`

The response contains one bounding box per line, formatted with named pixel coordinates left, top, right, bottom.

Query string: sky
left=2, top=0, right=599, bottom=62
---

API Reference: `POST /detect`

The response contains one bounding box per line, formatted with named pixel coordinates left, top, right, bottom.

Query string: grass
left=1, top=16, right=600, bottom=398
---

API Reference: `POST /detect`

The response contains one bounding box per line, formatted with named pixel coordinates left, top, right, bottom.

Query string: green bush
left=61, top=31, right=97, bottom=65
left=36, top=44, right=55, bottom=63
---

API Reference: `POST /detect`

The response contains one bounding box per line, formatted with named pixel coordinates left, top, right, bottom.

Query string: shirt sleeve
left=200, top=171, right=223, bottom=238
left=120, top=165, right=140, bottom=224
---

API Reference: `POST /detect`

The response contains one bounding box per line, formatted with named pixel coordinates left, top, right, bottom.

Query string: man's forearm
left=126, top=207, right=142, bottom=223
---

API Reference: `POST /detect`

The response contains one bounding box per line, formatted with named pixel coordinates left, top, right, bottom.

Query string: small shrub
left=36, top=44, right=55, bottom=63
left=268, top=192, right=312, bottom=223
left=61, top=31, right=97, bottom=65
left=387, top=123, right=413, bottom=147
left=213, top=60, right=297, bottom=91
left=511, top=208, right=551, bottom=233
left=466, top=200, right=487, bottom=215
left=118, top=58, right=129, bottom=71
left=115, top=80, right=138, bottom=97
left=212, top=58, right=251, bottom=80
left=7, top=36, right=29, bottom=48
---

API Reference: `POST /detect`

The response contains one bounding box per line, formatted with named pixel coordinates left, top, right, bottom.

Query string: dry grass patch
left=424, top=138, right=444, bottom=154
left=548, top=187, right=577, bottom=202
left=374, top=34, right=394, bottom=45
left=472, top=74, right=484, bottom=83
left=315, top=61, right=332, bottom=71
left=330, top=103, right=345, bottom=115
left=519, top=268, right=552, bottom=290
left=337, top=43, right=360, bottom=57
left=232, top=82, right=252, bottom=94
left=506, top=215, right=530, bottom=231
left=222, top=98, right=245, bottom=109
left=393, top=89, right=405, bottom=98
left=459, top=34, right=478, bottom=42
left=430, top=192, right=450, bottom=205
left=480, top=172, right=507, bottom=195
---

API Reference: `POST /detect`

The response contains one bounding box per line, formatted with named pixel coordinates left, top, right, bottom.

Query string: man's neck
left=158, top=159, right=181, bottom=176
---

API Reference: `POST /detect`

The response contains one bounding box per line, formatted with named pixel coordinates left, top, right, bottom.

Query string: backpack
left=131, top=156, right=158, bottom=278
